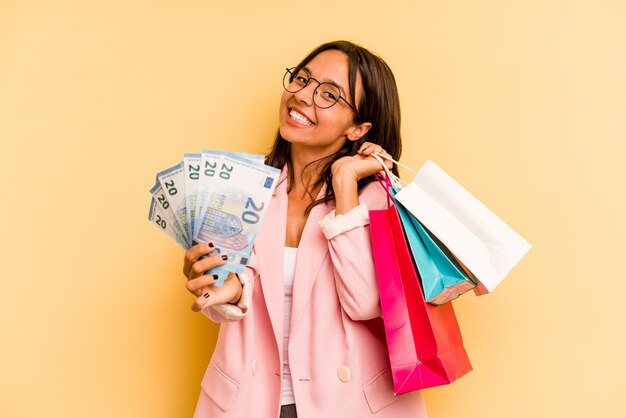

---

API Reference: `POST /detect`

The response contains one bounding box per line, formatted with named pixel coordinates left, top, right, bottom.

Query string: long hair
left=266, top=40, right=401, bottom=212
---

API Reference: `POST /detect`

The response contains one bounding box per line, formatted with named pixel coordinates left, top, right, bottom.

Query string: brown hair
left=266, top=40, right=401, bottom=212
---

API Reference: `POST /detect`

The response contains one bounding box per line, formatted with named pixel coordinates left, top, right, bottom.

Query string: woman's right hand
left=183, top=242, right=243, bottom=312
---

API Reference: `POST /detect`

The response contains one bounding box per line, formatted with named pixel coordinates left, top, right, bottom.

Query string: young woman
left=182, top=40, right=428, bottom=418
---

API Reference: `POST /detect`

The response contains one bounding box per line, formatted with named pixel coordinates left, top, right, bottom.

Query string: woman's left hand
left=331, top=142, right=393, bottom=181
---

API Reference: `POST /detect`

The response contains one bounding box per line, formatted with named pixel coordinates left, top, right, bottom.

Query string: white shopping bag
left=394, top=160, right=531, bottom=294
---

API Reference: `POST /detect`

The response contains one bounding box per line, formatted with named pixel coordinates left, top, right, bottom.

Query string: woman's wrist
left=227, top=273, right=244, bottom=305
left=332, top=171, right=360, bottom=215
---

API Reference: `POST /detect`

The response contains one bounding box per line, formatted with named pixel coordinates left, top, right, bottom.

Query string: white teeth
left=289, top=109, right=313, bottom=126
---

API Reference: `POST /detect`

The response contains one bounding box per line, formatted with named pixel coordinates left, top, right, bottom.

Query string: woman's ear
left=346, top=122, right=372, bottom=142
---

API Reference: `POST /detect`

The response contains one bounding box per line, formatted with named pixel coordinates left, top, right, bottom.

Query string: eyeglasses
left=283, top=67, right=355, bottom=110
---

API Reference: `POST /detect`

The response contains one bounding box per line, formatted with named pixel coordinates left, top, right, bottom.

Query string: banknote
left=193, top=149, right=222, bottom=244
left=156, top=162, right=189, bottom=247
left=150, top=150, right=280, bottom=287
left=184, top=153, right=201, bottom=241
left=237, top=152, right=265, bottom=163
left=193, top=150, right=266, bottom=244
left=193, top=153, right=280, bottom=285
left=148, top=197, right=188, bottom=249
left=149, top=180, right=188, bottom=248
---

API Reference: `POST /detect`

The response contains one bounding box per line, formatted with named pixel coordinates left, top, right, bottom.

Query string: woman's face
left=279, top=49, right=369, bottom=158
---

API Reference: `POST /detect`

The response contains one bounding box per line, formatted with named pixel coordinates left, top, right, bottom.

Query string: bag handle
left=370, top=153, right=407, bottom=189
left=374, top=173, right=393, bottom=207
left=374, top=153, right=417, bottom=177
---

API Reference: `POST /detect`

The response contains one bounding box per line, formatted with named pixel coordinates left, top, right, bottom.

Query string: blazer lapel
left=255, top=170, right=288, bottom=353
left=290, top=184, right=333, bottom=336
left=254, top=174, right=335, bottom=350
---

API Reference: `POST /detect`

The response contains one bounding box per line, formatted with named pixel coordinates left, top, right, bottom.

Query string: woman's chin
left=279, top=126, right=304, bottom=144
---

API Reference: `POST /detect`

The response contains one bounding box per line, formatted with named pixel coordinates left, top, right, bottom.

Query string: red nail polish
left=221, top=255, right=228, bottom=261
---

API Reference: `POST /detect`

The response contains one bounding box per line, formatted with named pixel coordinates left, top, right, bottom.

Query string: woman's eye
left=323, top=90, right=338, bottom=101
left=295, top=76, right=308, bottom=85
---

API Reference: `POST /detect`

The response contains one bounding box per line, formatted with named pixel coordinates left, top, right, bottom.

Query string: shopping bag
left=391, top=186, right=475, bottom=305
left=390, top=159, right=531, bottom=294
left=369, top=202, right=473, bottom=394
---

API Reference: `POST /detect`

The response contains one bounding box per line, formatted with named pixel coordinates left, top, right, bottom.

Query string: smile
left=289, top=109, right=314, bottom=126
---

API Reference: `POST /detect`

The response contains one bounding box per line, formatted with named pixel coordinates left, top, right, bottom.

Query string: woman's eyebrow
left=302, top=65, right=347, bottom=95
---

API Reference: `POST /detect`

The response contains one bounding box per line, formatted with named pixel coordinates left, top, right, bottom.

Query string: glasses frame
left=283, top=67, right=356, bottom=111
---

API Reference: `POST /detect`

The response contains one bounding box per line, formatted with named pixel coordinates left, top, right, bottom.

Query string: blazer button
left=252, top=360, right=257, bottom=376
left=337, top=366, right=351, bottom=382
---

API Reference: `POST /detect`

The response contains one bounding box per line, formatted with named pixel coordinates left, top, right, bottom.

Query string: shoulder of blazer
left=358, top=180, right=390, bottom=210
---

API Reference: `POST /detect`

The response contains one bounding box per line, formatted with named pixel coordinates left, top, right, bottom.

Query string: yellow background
left=1, top=0, right=625, bottom=417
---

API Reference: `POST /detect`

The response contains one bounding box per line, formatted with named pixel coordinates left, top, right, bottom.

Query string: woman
left=182, top=40, right=428, bottom=418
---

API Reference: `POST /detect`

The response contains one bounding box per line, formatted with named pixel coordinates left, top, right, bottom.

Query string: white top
left=281, top=247, right=298, bottom=405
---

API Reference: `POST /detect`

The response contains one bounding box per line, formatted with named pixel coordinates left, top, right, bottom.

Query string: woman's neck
left=289, top=147, right=328, bottom=198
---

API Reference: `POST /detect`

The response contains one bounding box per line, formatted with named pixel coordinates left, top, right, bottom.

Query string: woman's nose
left=293, top=81, right=318, bottom=107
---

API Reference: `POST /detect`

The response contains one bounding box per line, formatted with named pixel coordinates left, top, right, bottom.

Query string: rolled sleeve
left=202, top=273, right=252, bottom=322
left=318, top=204, right=370, bottom=240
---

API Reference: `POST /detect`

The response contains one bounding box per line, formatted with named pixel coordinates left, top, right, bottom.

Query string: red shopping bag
left=370, top=204, right=473, bottom=394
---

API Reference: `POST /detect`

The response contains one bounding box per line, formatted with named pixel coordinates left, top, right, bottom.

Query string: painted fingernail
left=221, top=255, right=228, bottom=260
left=208, top=242, right=214, bottom=248
left=203, top=292, right=210, bottom=298
left=212, top=274, right=218, bottom=280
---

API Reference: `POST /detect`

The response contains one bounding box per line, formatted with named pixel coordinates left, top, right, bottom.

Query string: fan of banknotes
left=148, top=150, right=281, bottom=286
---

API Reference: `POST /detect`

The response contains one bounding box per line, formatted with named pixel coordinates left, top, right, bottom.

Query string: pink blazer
left=194, top=171, right=427, bottom=418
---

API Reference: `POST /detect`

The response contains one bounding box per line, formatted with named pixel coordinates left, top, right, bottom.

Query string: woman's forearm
left=332, top=172, right=360, bottom=215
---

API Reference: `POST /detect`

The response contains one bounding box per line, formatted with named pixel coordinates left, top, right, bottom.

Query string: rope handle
left=374, top=173, right=393, bottom=207
left=373, top=152, right=417, bottom=176
left=370, top=153, right=407, bottom=189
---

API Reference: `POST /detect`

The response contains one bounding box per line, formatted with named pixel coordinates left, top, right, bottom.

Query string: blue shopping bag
left=391, top=187, right=476, bottom=305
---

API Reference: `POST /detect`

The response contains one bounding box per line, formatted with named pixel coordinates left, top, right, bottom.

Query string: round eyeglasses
left=282, top=67, right=355, bottom=110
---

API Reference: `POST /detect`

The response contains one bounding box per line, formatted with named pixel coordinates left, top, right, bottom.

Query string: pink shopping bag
left=369, top=204, right=473, bottom=394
